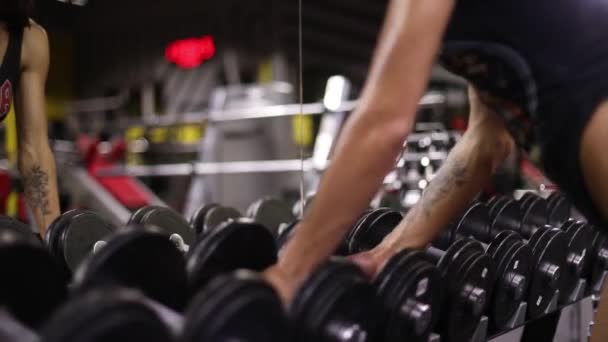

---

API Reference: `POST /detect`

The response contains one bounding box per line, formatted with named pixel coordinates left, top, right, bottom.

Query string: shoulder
left=21, top=21, right=49, bottom=71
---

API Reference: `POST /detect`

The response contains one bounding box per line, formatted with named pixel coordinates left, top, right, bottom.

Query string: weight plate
left=0, top=229, right=67, bottom=329
left=547, top=193, right=570, bottom=226
left=186, top=220, right=277, bottom=295
left=348, top=210, right=402, bottom=254
left=527, top=228, right=567, bottom=318
left=45, top=210, right=83, bottom=260
left=140, top=206, right=196, bottom=247
left=558, top=223, right=591, bottom=303
left=249, top=198, right=295, bottom=237
left=128, top=206, right=158, bottom=225
left=521, top=197, right=548, bottom=236
left=289, top=259, right=374, bottom=342
left=189, top=203, right=219, bottom=236
left=490, top=199, right=522, bottom=236
left=454, top=203, right=491, bottom=242
left=73, top=228, right=188, bottom=311
left=560, top=219, right=579, bottom=232
left=487, top=196, right=510, bottom=219
left=434, top=239, right=468, bottom=279
left=519, top=192, right=539, bottom=211
left=345, top=208, right=391, bottom=255
left=60, top=211, right=115, bottom=272
left=42, top=288, right=172, bottom=342
left=451, top=240, right=487, bottom=284
left=491, top=241, right=532, bottom=330
left=203, top=206, right=242, bottom=235
left=486, top=230, right=520, bottom=261
left=182, top=271, right=288, bottom=342
left=444, top=252, right=493, bottom=342
left=529, top=226, right=551, bottom=256
left=386, top=263, right=440, bottom=342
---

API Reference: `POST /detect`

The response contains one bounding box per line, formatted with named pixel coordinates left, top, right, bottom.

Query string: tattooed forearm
left=23, top=165, right=51, bottom=216
left=419, top=159, right=469, bottom=218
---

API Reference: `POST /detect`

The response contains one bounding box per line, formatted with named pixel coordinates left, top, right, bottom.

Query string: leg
left=579, top=101, right=608, bottom=342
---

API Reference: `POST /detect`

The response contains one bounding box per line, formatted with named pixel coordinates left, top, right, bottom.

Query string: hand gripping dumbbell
left=487, top=196, right=569, bottom=314
left=508, top=193, right=591, bottom=303
left=0, top=287, right=174, bottom=342
left=0, top=218, right=67, bottom=329
left=437, top=203, right=532, bottom=332
left=344, top=209, right=492, bottom=342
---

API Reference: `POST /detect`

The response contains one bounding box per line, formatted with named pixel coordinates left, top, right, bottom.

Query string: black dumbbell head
left=248, top=198, right=295, bottom=237
left=0, top=228, right=67, bottom=328
left=42, top=288, right=173, bottom=342
left=136, top=206, right=195, bottom=247
left=374, top=250, right=440, bottom=342
left=73, top=227, right=188, bottom=311
left=181, top=271, right=288, bottom=342
left=290, top=258, right=375, bottom=342
left=189, top=203, right=220, bottom=236
left=547, top=193, right=570, bottom=226
left=186, top=220, right=277, bottom=296
left=346, top=208, right=402, bottom=254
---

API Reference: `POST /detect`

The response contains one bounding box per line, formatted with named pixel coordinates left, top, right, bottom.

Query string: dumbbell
left=290, top=258, right=375, bottom=342
left=488, top=196, right=572, bottom=310
left=180, top=270, right=289, bottom=342
left=0, top=287, right=174, bottom=342
left=497, top=194, right=590, bottom=304
left=293, top=193, right=316, bottom=218
left=189, top=203, right=241, bottom=236
left=438, top=203, right=532, bottom=332
left=246, top=197, right=295, bottom=237
left=75, top=211, right=285, bottom=341
left=373, top=249, right=441, bottom=342
left=563, top=220, right=608, bottom=295
left=425, top=239, right=494, bottom=342
left=0, top=219, right=68, bottom=329
left=344, top=209, right=492, bottom=342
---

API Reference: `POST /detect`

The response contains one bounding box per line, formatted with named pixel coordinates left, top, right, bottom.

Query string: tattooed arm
left=15, top=24, right=60, bottom=234
left=353, top=88, right=516, bottom=274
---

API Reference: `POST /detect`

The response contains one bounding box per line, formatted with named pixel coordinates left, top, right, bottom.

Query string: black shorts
left=534, top=80, right=608, bottom=227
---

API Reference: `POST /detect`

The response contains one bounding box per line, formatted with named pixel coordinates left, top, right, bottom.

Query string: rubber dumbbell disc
left=455, top=203, right=492, bottom=242
left=487, top=196, right=510, bottom=219
left=203, top=206, right=242, bottom=234
left=128, top=206, right=158, bottom=225
left=547, top=193, right=570, bottom=226
left=181, top=271, right=288, bottom=342
left=490, top=199, right=522, bottom=236
left=486, top=230, right=520, bottom=261
left=527, top=228, right=567, bottom=318
left=73, top=227, right=188, bottom=311
left=446, top=252, right=493, bottom=342
left=60, top=211, right=115, bottom=271
left=186, top=220, right=277, bottom=295
left=491, top=240, right=532, bottom=330
left=345, top=208, right=391, bottom=254
left=349, top=210, right=402, bottom=254
left=249, top=198, right=295, bottom=237
left=375, top=250, right=440, bottom=342
left=140, top=206, right=195, bottom=247
left=190, top=203, right=220, bottom=236
left=561, top=222, right=592, bottom=300
left=42, top=288, right=173, bottom=342
left=0, top=216, right=37, bottom=243
left=0, top=229, right=67, bottom=328
left=45, top=209, right=83, bottom=260
left=589, top=233, right=608, bottom=294
left=289, top=259, right=374, bottom=342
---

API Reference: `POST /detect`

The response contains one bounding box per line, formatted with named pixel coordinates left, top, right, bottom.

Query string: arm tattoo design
left=419, top=159, right=469, bottom=218
left=23, top=165, right=51, bottom=216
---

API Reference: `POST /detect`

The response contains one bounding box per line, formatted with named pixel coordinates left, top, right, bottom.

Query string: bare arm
left=15, top=24, right=60, bottom=234
left=373, top=88, right=515, bottom=261
left=272, top=0, right=455, bottom=294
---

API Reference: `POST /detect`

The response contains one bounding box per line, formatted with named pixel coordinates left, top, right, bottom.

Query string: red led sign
left=165, top=35, right=216, bottom=69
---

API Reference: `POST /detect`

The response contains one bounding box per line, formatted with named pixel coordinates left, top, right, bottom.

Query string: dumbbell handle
left=92, top=234, right=190, bottom=255
left=426, top=246, right=445, bottom=264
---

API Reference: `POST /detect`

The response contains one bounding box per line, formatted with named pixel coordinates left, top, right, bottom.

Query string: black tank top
left=0, top=27, right=24, bottom=121
left=440, top=0, right=608, bottom=150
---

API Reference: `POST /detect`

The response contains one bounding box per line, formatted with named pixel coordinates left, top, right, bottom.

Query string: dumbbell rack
left=423, top=276, right=604, bottom=342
